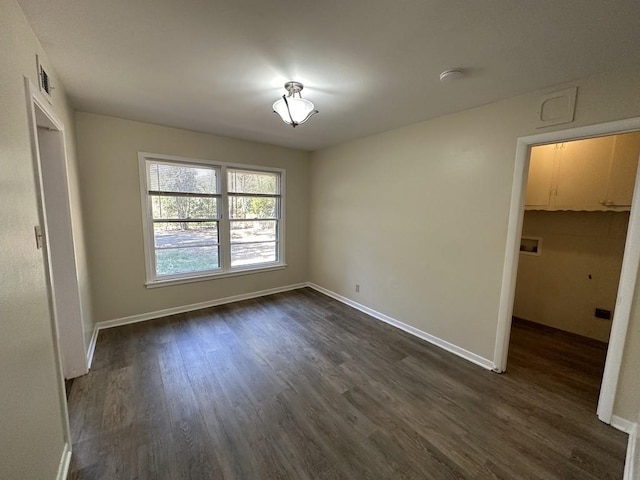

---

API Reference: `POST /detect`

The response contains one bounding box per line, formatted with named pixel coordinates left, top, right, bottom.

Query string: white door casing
left=493, top=116, right=640, bottom=425
left=25, top=78, right=88, bottom=380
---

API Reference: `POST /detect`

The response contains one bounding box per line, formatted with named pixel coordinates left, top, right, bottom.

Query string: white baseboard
left=611, top=415, right=637, bottom=480
left=86, top=325, right=99, bottom=370
left=612, top=415, right=636, bottom=434
left=624, top=422, right=638, bottom=480
left=56, top=442, right=71, bottom=480
left=94, top=283, right=308, bottom=333
left=307, top=283, right=495, bottom=371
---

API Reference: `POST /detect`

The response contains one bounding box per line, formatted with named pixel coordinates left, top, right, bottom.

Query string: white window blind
left=139, top=154, right=285, bottom=285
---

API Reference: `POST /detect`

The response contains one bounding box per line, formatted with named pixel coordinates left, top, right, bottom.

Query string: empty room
left=2, top=0, right=640, bottom=479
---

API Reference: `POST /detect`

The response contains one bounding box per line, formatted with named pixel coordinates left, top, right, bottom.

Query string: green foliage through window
left=143, top=158, right=283, bottom=280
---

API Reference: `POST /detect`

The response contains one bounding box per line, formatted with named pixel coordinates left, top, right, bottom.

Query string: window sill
left=145, top=263, right=287, bottom=289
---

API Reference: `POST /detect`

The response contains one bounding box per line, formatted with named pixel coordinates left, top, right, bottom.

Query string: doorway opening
left=512, top=132, right=639, bottom=414
left=494, top=117, right=640, bottom=426
left=26, top=79, right=88, bottom=381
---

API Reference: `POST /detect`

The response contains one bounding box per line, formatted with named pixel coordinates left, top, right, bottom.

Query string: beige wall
left=74, top=112, right=310, bottom=323
left=0, top=0, right=91, bottom=477
left=65, top=112, right=95, bottom=351
left=614, top=274, right=640, bottom=421
left=309, top=64, right=640, bottom=420
left=636, top=407, right=640, bottom=475
left=514, top=211, right=628, bottom=342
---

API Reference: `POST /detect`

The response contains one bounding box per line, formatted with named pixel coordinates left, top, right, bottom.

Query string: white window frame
left=138, top=152, right=286, bottom=287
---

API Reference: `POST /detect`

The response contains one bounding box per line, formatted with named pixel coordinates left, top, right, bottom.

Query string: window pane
left=148, top=162, right=218, bottom=194
left=230, top=220, right=276, bottom=243
left=156, top=246, right=219, bottom=276
left=228, top=196, right=277, bottom=219
left=227, top=169, right=279, bottom=194
left=231, top=242, right=277, bottom=267
left=152, top=195, right=217, bottom=220
left=153, top=222, right=218, bottom=248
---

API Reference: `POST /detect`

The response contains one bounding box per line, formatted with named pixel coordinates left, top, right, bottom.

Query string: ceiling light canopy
left=273, top=81, right=318, bottom=127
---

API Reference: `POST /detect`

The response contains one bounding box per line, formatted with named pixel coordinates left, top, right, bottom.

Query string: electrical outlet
left=355, top=284, right=360, bottom=293
left=595, top=308, right=611, bottom=320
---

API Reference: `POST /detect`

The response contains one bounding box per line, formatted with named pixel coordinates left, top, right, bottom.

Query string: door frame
left=493, top=116, right=640, bottom=424
left=25, top=79, right=88, bottom=380
left=24, top=77, right=75, bottom=467
left=25, top=78, right=89, bottom=378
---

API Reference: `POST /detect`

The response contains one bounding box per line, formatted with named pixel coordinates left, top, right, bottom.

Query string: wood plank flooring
left=67, top=288, right=628, bottom=479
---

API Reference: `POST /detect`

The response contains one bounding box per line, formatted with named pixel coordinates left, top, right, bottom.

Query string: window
left=139, top=153, right=284, bottom=285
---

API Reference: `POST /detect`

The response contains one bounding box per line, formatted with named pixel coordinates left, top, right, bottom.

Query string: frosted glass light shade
left=273, top=96, right=318, bottom=126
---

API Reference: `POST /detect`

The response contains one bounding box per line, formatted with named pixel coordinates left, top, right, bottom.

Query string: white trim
left=611, top=416, right=639, bottom=480
left=612, top=415, right=636, bottom=434
left=308, top=283, right=495, bottom=371
left=493, top=137, right=531, bottom=372
left=86, top=325, right=99, bottom=369
left=624, top=422, right=638, bottom=480
left=599, top=155, right=640, bottom=423
left=56, top=442, right=71, bottom=480
left=145, top=264, right=287, bottom=288
left=25, top=78, right=88, bottom=379
left=220, top=161, right=231, bottom=270
left=493, top=117, right=640, bottom=424
left=138, top=154, right=156, bottom=283
left=24, top=78, right=73, bottom=456
left=95, top=283, right=307, bottom=331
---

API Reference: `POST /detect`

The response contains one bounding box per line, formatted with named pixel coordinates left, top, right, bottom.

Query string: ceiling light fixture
left=273, top=81, right=318, bottom=127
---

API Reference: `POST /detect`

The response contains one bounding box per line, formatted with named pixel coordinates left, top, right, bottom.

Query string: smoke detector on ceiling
left=439, top=69, right=464, bottom=83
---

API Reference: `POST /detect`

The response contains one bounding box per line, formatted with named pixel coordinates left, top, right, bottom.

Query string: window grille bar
left=153, top=218, right=219, bottom=223
left=228, top=193, right=281, bottom=198
left=155, top=244, right=219, bottom=250
left=230, top=240, right=279, bottom=246
left=149, top=190, right=220, bottom=198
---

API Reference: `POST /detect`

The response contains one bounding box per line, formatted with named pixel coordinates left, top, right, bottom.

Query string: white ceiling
left=18, top=0, right=640, bottom=151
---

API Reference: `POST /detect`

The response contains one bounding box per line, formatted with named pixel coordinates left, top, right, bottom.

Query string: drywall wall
left=636, top=408, right=640, bottom=477
left=309, top=64, right=640, bottom=420
left=514, top=211, right=628, bottom=342
left=74, top=112, right=310, bottom=323
left=64, top=111, right=95, bottom=354
left=0, top=0, right=88, bottom=477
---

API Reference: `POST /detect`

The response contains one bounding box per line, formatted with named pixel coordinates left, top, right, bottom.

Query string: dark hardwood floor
left=67, top=288, right=628, bottom=479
